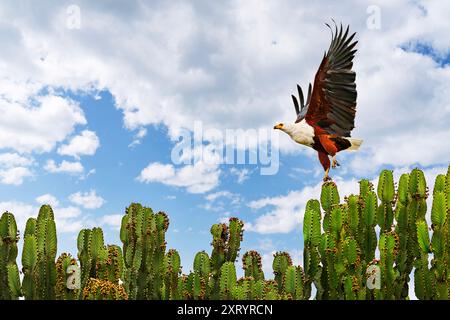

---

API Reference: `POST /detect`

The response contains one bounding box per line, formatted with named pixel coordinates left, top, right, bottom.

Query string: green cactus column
left=163, top=249, right=181, bottom=300
left=56, top=253, right=79, bottom=300
left=377, top=170, right=395, bottom=232
left=302, top=199, right=321, bottom=299
left=358, top=180, right=377, bottom=273
left=282, top=265, right=305, bottom=300
left=378, top=231, right=399, bottom=300
left=0, top=211, right=21, bottom=300
left=219, top=261, right=237, bottom=299
left=429, top=172, right=449, bottom=299
left=393, top=173, right=414, bottom=299
left=21, top=205, right=57, bottom=300
left=120, top=203, right=169, bottom=299
left=242, top=250, right=264, bottom=281
left=180, top=251, right=211, bottom=300
left=414, top=220, right=435, bottom=299
left=209, top=217, right=243, bottom=299
left=272, top=251, right=292, bottom=293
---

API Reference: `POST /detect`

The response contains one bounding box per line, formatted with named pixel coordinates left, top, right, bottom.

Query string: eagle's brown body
left=274, top=22, right=362, bottom=181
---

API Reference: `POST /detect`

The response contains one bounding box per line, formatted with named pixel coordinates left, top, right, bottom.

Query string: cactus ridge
left=1, top=166, right=450, bottom=300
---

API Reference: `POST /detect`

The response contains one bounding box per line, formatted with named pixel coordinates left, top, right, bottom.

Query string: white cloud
left=44, top=159, right=84, bottom=175
left=246, top=177, right=360, bottom=234
left=68, top=189, right=105, bottom=209
left=0, top=94, right=86, bottom=153
left=0, top=166, right=33, bottom=185
left=98, top=214, right=123, bottom=230
left=230, top=167, right=251, bottom=184
left=57, top=130, right=100, bottom=159
left=0, top=1, right=449, bottom=178
left=138, top=161, right=221, bottom=193
left=35, top=193, right=59, bottom=207
left=0, top=201, right=83, bottom=233
left=0, top=153, right=35, bottom=185
left=0, top=153, right=34, bottom=168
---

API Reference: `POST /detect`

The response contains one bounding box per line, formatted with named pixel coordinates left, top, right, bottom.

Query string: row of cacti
left=0, top=166, right=449, bottom=299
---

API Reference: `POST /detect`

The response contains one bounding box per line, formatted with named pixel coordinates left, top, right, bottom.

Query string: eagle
left=274, top=22, right=362, bottom=181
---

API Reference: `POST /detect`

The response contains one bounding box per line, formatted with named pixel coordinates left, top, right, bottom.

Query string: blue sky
left=1, top=0, right=450, bottom=278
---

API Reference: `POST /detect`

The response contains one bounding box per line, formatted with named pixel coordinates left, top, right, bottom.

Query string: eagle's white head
left=273, top=122, right=294, bottom=135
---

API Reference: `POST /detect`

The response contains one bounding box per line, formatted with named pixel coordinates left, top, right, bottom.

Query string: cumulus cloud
left=0, top=94, right=86, bottom=154
left=0, top=201, right=83, bottom=233
left=0, top=1, right=449, bottom=182
left=57, top=130, right=100, bottom=159
left=137, top=161, right=221, bottom=194
left=0, top=166, right=33, bottom=185
left=0, top=153, right=35, bottom=185
left=98, top=214, right=123, bottom=230
left=68, top=189, right=105, bottom=209
left=35, top=193, right=60, bottom=207
left=0, top=153, right=34, bottom=168
left=44, top=159, right=84, bottom=175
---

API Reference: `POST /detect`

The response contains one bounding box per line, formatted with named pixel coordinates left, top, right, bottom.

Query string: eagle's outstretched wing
left=293, top=22, right=358, bottom=137
left=291, top=83, right=311, bottom=123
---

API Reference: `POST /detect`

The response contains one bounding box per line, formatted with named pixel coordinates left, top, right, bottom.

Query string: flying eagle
left=274, top=22, right=362, bottom=181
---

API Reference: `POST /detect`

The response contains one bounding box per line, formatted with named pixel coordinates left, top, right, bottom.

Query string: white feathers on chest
left=283, top=120, right=315, bottom=147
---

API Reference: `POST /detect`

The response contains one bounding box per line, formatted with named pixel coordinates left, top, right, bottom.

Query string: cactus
left=359, top=181, right=377, bottom=265
left=302, top=199, right=322, bottom=299
left=429, top=170, right=450, bottom=299
left=282, top=265, right=305, bottom=300
left=219, top=262, right=237, bottom=299
left=163, top=249, right=181, bottom=299
left=55, top=253, right=79, bottom=300
left=210, top=217, right=243, bottom=299
left=272, top=252, right=292, bottom=292
left=120, top=203, right=169, bottom=299
left=377, top=170, right=395, bottom=232
left=82, top=278, right=128, bottom=300
left=1, top=166, right=450, bottom=300
left=242, top=250, right=264, bottom=281
left=0, top=212, right=20, bottom=300
left=20, top=205, right=57, bottom=300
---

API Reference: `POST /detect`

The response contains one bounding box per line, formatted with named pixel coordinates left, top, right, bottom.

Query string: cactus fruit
left=82, top=278, right=128, bottom=300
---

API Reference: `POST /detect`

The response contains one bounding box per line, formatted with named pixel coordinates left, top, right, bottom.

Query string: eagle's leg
left=318, top=135, right=340, bottom=171
left=332, top=156, right=340, bottom=168
left=318, top=151, right=332, bottom=182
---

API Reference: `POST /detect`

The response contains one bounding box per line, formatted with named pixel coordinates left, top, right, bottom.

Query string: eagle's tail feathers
left=346, top=138, right=363, bottom=151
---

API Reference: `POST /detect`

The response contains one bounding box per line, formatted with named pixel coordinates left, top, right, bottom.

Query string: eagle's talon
left=323, top=175, right=332, bottom=182
left=331, top=157, right=340, bottom=169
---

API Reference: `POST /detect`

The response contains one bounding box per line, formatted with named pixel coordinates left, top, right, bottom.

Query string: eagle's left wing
left=291, top=83, right=312, bottom=123
left=304, top=22, right=358, bottom=137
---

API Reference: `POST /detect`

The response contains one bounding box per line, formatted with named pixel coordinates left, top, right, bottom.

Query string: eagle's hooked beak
left=274, top=123, right=284, bottom=130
